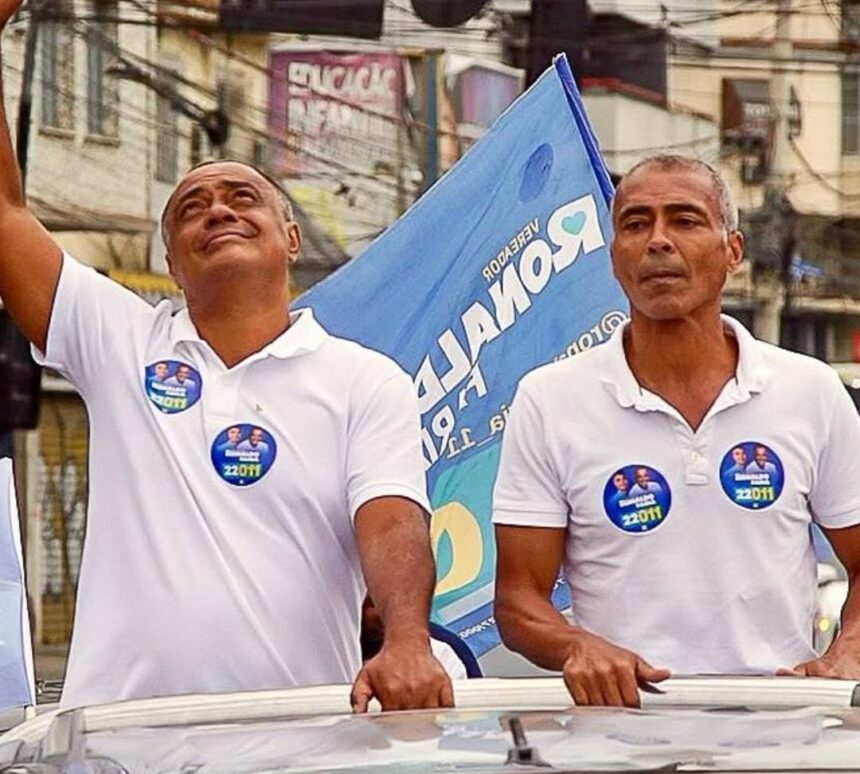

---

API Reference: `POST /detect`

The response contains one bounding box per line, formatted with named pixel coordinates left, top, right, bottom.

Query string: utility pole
left=769, top=0, right=792, bottom=194
left=753, top=0, right=794, bottom=346
left=422, top=50, right=440, bottom=193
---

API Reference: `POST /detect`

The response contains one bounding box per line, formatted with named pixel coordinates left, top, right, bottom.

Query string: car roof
left=1, top=677, right=859, bottom=773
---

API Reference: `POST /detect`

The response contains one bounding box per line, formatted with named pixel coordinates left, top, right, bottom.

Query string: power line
left=124, top=0, right=477, bottom=143
left=12, top=0, right=860, bottom=224
left=788, top=136, right=860, bottom=199
left=33, top=0, right=851, bottom=41
left=14, top=16, right=415, bottom=195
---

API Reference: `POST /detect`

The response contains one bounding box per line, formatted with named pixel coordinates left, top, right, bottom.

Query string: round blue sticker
left=719, top=441, right=784, bottom=510
left=211, top=424, right=277, bottom=487
left=603, top=465, right=672, bottom=534
left=144, top=360, right=202, bottom=414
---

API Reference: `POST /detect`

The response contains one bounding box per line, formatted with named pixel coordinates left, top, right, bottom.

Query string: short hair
left=160, top=159, right=295, bottom=244
left=613, top=154, right=738, bottom=232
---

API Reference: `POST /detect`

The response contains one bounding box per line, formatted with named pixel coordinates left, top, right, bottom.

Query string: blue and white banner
left=298, top=55, right=628, bottom=659
left=0, top=458, right=35, bottom=710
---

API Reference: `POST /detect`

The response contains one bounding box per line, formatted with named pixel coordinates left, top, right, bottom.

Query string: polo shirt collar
left=598, top=321, right=641, bottom=409
left=169, top=306, right=328, bottom=360
left=723, top=314, right=772, bottom=395
left=599, top=313, right=772, bottom=410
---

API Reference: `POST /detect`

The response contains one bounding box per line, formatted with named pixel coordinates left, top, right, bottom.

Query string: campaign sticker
left=603, top=465, right=672, bottom=534
left=211, top=424, right=277, bottom=487
left=144, top=360, right=202, bottom=414
left=719, top=441, right=784, bottom=510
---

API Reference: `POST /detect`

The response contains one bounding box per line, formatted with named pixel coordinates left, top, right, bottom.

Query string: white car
left=0, top=677, right=859, bottom=772
left=815, top=562, right=850, bottom=655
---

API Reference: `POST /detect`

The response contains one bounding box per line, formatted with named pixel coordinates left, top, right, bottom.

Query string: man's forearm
left=357, top=499, right=433, bottom=644
left=496, top=593, right=583, bottom=671
left=831, top=571, right=860, bottom=655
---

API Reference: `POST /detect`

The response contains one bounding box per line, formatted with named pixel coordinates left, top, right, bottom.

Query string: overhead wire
left=4, top=47, right=398, bottom=227
left=12, top=0, right=860, bottom=216
left=116, top=0, right=799, bottom=174
left=124, top=0, right=474, bottom=144
left=21, top=1, right=840, bottom=127
left=788, top=137, right=860, bottom=198
left=29, top=14, right=414, bottom=199
left=33, top=0, right=860, bottom=71
left=161, top=0, right=860, bottom=203
left=35, top=0, right=849, bottom=42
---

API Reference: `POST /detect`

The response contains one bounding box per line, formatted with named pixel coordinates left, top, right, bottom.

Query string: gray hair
left=613, top=154, right=739, bottom=232
left=160, top=159, right=295, bottom=245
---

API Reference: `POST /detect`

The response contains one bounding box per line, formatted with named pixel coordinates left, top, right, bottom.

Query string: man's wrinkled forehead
left=167, top=163, right=270, bottom=213
left=612, top=164, right=720, bottom=221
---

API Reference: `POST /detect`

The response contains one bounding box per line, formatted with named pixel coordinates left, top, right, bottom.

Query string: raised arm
left=0, top=1, right=63, bottom=353
left=495, top=523, right=669, bottom=707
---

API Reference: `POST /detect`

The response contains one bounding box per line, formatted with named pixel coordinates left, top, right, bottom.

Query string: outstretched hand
left=0, top=0, right=23, bottom=29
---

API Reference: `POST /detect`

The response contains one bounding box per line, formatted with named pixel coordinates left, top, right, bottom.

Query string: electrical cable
left=788, top=136, right=860, bottom=198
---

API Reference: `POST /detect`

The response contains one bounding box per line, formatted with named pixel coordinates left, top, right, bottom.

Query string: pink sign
left=269, top=50, right=404, bottom=178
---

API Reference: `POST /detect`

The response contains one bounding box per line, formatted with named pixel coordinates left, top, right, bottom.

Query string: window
left=844, top=0, right=860, bottom=40
left=155, top=94, right=179, bottom=183
left=253, top=138, right=268, bottom=169
left=190, top=125, right=203, bottom=167
left=842, top=71, right=860, bottom=155
left=86, top=0, right=119, bottom=137
left=40, top=0, right=75, bottom=131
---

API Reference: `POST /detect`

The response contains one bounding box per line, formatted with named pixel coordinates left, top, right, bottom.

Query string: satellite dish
left=411, top=0, right=489, bottom=27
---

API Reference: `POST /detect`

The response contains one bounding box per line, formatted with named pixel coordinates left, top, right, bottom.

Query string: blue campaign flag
left=0, top=459, right=35, bottom=710
left=297, top=54, right=628, bottom=659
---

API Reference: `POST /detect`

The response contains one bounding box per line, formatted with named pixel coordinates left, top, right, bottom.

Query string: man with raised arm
left=493, top=155, right=860, bottom=707
left=0, top=1, right=451, bottom=710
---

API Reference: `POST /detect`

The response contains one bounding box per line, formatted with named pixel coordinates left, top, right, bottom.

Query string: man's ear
left=726, top=230, right=744, bottom=274
left=609, top=236, right=621, bottom=281
left=287, top=222, right=302, bottom=266
left=165, top=251, right=184, bottom=290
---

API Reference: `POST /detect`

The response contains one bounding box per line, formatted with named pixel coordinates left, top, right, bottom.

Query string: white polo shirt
left=493, top=315, right=860, bottom=675
left=35, top=255, right=430, bottom=707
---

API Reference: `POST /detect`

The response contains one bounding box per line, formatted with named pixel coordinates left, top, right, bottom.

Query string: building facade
left=2, top=1, right=168, bottom=648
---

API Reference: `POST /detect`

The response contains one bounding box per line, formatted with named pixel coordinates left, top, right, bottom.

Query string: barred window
left=40, top=0, right=75, bottom=132
left=155, top=94, right=179, bottom=183
left=86, top=0, right=119, bottom=137
left=844, top=0, right=860, bottom=40
left=842, top=71, right=860, bottom=155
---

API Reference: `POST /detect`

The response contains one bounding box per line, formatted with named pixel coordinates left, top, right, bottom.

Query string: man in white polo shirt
left=0, top=0, right=450, bottom=710
left=493, top=154, right=860, bottom=707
